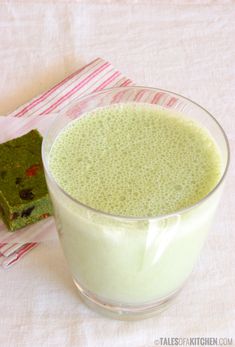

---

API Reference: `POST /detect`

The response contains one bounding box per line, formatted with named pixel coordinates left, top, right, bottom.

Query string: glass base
left=73, top=279, right=180, bottom=320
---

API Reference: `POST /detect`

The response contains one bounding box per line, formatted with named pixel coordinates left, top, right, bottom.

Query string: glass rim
left=42, top=85, right=230, bottom=221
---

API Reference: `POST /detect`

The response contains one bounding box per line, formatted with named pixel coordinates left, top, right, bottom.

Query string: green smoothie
left=49, top=104, right=221, bottom=216
left=48, top=103, right=222, bottom=305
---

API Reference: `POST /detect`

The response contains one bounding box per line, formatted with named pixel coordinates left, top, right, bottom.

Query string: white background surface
left=0, top=1, right=234, bottom=346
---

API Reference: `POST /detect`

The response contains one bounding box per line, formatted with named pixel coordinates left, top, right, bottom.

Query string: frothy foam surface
left=49, top=104, right=221, bottom=217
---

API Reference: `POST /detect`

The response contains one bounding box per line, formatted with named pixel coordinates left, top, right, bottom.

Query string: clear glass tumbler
left=42, top=87, right=229, bottom=320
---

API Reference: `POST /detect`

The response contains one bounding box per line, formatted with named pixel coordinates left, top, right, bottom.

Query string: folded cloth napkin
left=0, top=58, right=133, bottom=268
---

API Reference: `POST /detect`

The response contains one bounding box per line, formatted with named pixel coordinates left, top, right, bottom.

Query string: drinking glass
left=42, top=87, right=229, bottom=320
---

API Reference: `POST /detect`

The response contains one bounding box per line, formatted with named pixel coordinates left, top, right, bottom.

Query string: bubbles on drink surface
left=49, top=103, right=221, bottom=217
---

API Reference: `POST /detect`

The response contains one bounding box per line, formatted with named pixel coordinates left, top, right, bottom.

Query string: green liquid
left=49, top=104, right=221, bottom=217
left=48, top=103, right=224, bottom=305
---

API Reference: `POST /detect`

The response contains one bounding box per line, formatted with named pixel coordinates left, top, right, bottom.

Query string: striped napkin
left=0, top=58, right=133, bottom=268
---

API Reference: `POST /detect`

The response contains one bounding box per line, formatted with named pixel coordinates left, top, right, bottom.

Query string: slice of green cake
left=0, top=130, right=52, bottom=231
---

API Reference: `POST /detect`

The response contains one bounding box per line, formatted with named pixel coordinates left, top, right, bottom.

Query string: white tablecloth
left=0, top=1, right=234, bottom=346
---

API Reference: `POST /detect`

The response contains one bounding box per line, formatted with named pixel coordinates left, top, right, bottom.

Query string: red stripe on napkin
left=14, top=58, right=101, bottom=118
left=42, top=61, right=111, bottom=115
